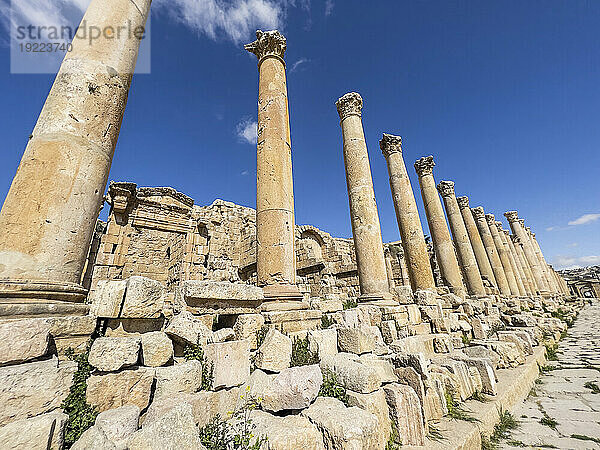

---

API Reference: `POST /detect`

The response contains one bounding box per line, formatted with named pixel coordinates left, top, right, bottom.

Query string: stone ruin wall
left=86, top=182, right=414, bottom=303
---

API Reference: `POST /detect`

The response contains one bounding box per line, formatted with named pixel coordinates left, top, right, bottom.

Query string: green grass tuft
left=571, top=434, right=600, bottom=444
left=584, top=381, right=600, bottom=394
left=445, top=391, right=480, bottom=423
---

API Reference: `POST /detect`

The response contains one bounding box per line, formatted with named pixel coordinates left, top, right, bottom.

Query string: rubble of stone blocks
left=0, top=274, right=586, bottom=449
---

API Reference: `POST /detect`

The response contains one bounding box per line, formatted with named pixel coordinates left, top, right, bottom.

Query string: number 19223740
left=18, top=42, right=73, bottom=53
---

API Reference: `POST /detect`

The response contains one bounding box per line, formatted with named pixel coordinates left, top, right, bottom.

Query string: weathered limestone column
left=245, top=30, right=301, bottom=301
left=456, top=196, right=497, bottom=289
left=472, top=207, right=511, bottom=296
left=0, top=0, right=152, bottom=310
left=512, top=235, right=540, bottom=295
left=486, top=215, right=520, bottom=296
left=530, top=231, right=559, bottom=294
left=503, top=229, right=534, bottom=296
left=496, top=223, right=527, bottom=296
left=414, top=156, right=465, bottom=297
left=336, top=93, right=391, bottom=302
left=437, top=182, right=485, bottom=297
left=384, top=250, right=396, bottom=291
left=379, top=134, right=436, bottom=293
left=504, top=212, right=550, bottom=295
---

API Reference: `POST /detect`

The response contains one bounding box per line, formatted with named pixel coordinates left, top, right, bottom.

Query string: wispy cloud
left=553, top=254, right=600, bottom=269
left=236, top=117, right=257, bottom=144
left=291, top=57, right=309, bottom=72
left=241, top=170, right=249, bottom=176
left=568, top=213, right=600, bottom=226
left=325, top=0, right=334, bottom=16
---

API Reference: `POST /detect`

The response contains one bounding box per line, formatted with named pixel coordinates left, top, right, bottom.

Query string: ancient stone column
left=472, top=207, right=511, bottom=296
left=486, top=215, right=519, bottom=296
left=336, top=93, right=391, bottom=302
left=512, top=235, right=540, bottom=295
left=437, top=182, right=485, bottom=297
left=496, top=223, right=527, bottom=296
left=503, top=229, right=533, bottom=296
left=530, top=231, right=559, bottom=294
left=245, top=30, right=301, bottom=301
left=457, top=196, right=497, bottom=289
left=0, top=0, right=152, bottom=312
left=380, top=134, right=436, bottom=293
left=504, top=212, right=550, bottom=295
left=384, top=250, right=396, bottom=291
left=414, top=156, right=465, bottom=297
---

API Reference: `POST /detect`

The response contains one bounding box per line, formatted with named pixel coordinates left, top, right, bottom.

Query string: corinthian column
left=512, top=235, right=540, bottom=295
left=0, top=0, right=152, bottom=314
left=457, top=196, right=497, bottom=289
left=336, top=93, right=390, bottom=302
left=472, top=207, right=511, bottom=296
left=496, top=223, right=527, bottom=296
left=504, top=212, right=550, bottom=296
left=437, top=182, right=485, bottom=297
left=530, top=231, right=559, bottom=294
left=379, top=134, right=436, bottom=293
left=486, top=215, right=519, bottom=296
left=414, top=157, right=465, bottom=297
left=503, top=229, right=533, bottom=296
left=245, top=30, right=301, bottom=301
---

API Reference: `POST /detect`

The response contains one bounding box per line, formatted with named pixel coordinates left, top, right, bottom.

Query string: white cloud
left=236, top=117, right=257, bottom=144
left=241, top=170, right=249, bottom=176
left=291, top=57, right=309, bottom=72
left=553, top=254, right=600, bottom=269
left=568, top=213, right=600, bottom=226
left=154, top=0, right=285, bottom=43
left=325, top=0, right=334, bottom=16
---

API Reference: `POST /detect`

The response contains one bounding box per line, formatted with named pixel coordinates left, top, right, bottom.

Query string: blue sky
left=0, top=0, right=598, bottom=269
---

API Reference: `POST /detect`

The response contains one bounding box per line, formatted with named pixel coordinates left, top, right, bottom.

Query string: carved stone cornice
left=335, top=92, right=363, bottom=121
left=485, top=214, right=496, bottom=227
left=471, top=207, right=486, bottom=220
left=436, top=180, right=455, bottom=198
left=414, top=156, right=435, bottom=176
left=456, top=196, right=470, bottom=209
left=379, top=133, right=402, bottom=158
left=108, top=181, right=137, bottom=215
left=244, top=30, right=287, bottom=65
left=504, top=211, right=519, bottom=223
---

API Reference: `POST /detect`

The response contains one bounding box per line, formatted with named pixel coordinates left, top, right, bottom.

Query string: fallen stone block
left=254, top=328, right=292, bottom=373
left=337, top=326, right=376, bottom=354
left=0, top=411, right=68, bottom=450
left=72, top=425, right=116, bottom=450
left=212, top=327, right=235, bottom=343
left=154, top=360, right=203, bottom=399
left=165, top=311, right=213, bottom=346
left=320, top=353, right=382, bottom=394
left=87, top=367, right=155, bottom=412
left=383, top=383, right=426, bottom=446
left=0, top=318, right=51, bottom=366
left=262, top=364, right=323, bottom=412
left=308, top=328, right=338, bottom=360
left=346, top=388, right=391, bottom=447
left=91, top=277, right=165, bottom=319
left=358, top=354, right=397, bottom=383
left=204, top=340, right=250, bottom=389
left=250, top=410, right=325, bottom=450
left=95, top=405, right=140, bottom=447
left=233, top=314, right=265, bottom=350
left=88, top=336, right=141, bottom=372
left=141, top=331, right=173, bottom=367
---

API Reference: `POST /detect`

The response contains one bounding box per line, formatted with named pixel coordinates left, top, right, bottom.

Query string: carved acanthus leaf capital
left=518, top=219, right=525, bottom=227
left=379, top=133, right=402, bottom=158
left=485, top=214, right=496, bottom=227
left=471, top=206, right=485, bottom=220
left=244, top=30, right=286, bottom=63
left=504, top=211, right=519, bottom=223
left=436, top=180, right=455, bottom=198
left=414, top=156, right=435, bottom=176
left=456, top=196, right=470, bottom=209
left=336, top=92, right=363, bottom=121
left=495, top=221, right=505, bottom=232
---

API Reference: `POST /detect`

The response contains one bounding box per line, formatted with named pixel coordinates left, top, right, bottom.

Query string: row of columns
left=0, top=19, right=568, bottom=314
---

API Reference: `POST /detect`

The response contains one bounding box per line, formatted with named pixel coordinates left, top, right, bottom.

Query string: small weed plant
left=290, top=336, right=319, bottom=367
left=445, top=391, right=479, bottom=423
left=318, top=370, right=349, bottom=406
left=184, top=344, right=214, bottom=391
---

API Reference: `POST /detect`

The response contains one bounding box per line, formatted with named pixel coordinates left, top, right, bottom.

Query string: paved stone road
left=502, top=299, right=600, bottom=449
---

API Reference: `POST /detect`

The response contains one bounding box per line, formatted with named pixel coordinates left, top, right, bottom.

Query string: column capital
left=414, top=155, right=435, bottom=176
left=504, top=211, right=519, bottom=223
left=495, top=221, right=505, bottom=232
left=456, top=196, right=470, bottom=209
left=485, top=214, right=496, bottom=226
left=379, top=133, right=402, bottom=158
left=436, top=180, right=455, bottom=198
left=244, top=30, right=287, bottom=65
left=336, top=92, right=363, bottom=121
left=518, top=219, right=525, bottom=227
left=471, top=206, right=485, bottom=220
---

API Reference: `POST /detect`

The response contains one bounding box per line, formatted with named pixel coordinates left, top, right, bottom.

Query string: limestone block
left=356, top=305, right=383, bottom=326
left=380, top=320, right=398, bottom=344
left=88, top=336, right=141, bottom=372
left=165, top=311, right=213, bottom=346
left=458, top=357, right=497, bottom=395
left=0, top=411, right=68, bottom=450
left=212, top=328, right=235, bottom=343
left=0, top=318, right=51, bottom=366
left=96, top=405, right=140, bottom=447
left=0, top=358, right=76, bottom=426
left=301, top=397, right=379, bottom=449
left=498, top=331, right=533, bottom=355
left=394, top=367, right=426, bottom=413
left=436, top=359, right=475, bottom=401
left=141, top=331, right=173, bottom=367
left=249, top=410, right=325, bottom=450
left=405, top=304, right=422, bottom=324
left=383, top=383, right=426, bottom=446
left=233, top=314, right=265, bottom=349
left=154, top=361, right=203, bottom=399
left=254, top=328, right=292, bottom=372
left=484, top=341, right=526, bottom=368
left=238, top=369, right=275, bottom=409
left=262, top=364, right=323, bottom=412
left=346, top=389, right=391, bottom=447
left=128, top=403, right=204, bottom=450
left=332, top=309, right=359, bottom=328
left=390, top=335, right=435, bottom=355
left=423, top=377, right=447, bottom=422
left=310, top=298, right=343, bottom=313
left=178, top=280, right=263, bottom=302
left=72, top=425, right=116, bottom=450
left=87, top=367, right=155, bottom=412
left=358, top=354, right=398, bottom=383
left=337, top=326, right=376, bottom=354
left=471, top=317, right=486, bottom=339
left=388, top=352, right=430, bottom=380
left=308, top=328, right=338, bottom=360
left=469, top=366, right=483, bottom=392
left=433, top=334, right=454, bottom=353
left=462, top=345, right=500, bottom=369
left=320, top=353, right=382, bottom=394
left=90, top=280, right=127, bottom=318
left=204, top=340, right=250, bottom=388
left=121, top=276, right=165, bottom=319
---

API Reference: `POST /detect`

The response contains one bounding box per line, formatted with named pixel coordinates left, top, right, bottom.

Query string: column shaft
left=438, top=182, right=485, bottom=297
left=486, top=215, right=519, bottom=296
left=414, top=157, right=465, bottom=296
left=336, top=93, right=390, bottom=301
left=513, top=235, right=540, bottom=295
left=530, top=232, right=559, bottom=294
left=505, top=231, right=533, bottom=296
left=0, top=0, right=152, bottom=304
left=497, top=224, right=527, bottom=296
left=380, top=135, right=436, bottom=293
